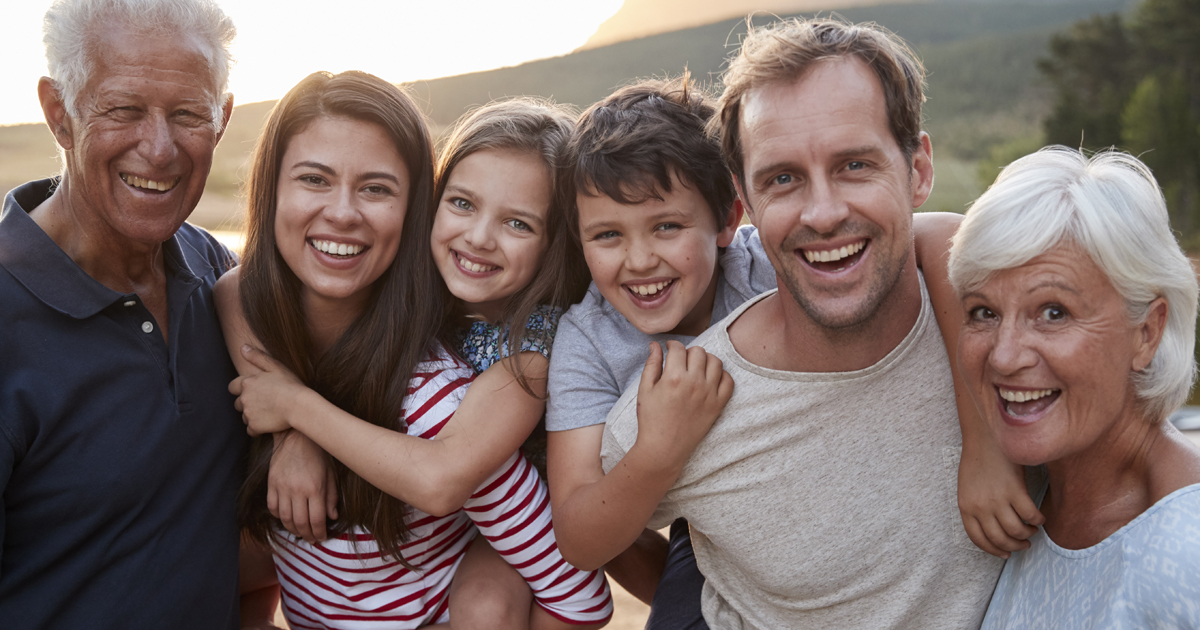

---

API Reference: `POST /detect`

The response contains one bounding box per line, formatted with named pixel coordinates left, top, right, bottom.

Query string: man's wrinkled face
left=62, top=24, right=226, bottom=246
left=735, top=57, right=932, bottom=331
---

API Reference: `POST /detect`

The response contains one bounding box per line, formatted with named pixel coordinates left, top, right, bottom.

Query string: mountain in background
left=0, top=0, right=1135, bottom=225
left=580, top=0, right=914, bottom=49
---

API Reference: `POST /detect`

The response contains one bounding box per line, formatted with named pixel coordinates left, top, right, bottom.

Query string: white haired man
left=0, top=0, right=248, bottom=626
left=601, top=19, right=1009, bottom=628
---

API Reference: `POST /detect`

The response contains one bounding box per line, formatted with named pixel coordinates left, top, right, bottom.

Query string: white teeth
left=628, top=280, right=671, bottom=296
left=121, top=174, right=178, bottom=192
left=803, top=240, right=865, bottom=264
left=459, top=256, right=497, bottom=273
left=310, top=240, right=364, bottom=256
left=999, top=388, right=1056, bottom=403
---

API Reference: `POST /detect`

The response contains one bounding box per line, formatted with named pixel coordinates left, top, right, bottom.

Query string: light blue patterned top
left=982, top=483, right=1200, bottom=630
left=454, top=304, right=561, bottom=374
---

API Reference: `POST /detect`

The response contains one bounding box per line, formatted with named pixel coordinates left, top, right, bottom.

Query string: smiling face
left=430, top=149, right=552, bottom=321
left=577, top=171, right=738, bottom=336
left=57, top=24, right=228, bottom=248
left=735, top=57, right=932, bottom=330
left=274, top=116, right=409, bottom=318
left=957, top=244, right=1158, bottom=466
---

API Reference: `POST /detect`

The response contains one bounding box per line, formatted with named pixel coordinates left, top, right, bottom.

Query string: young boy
left=544, top=76, right=777, bottom=623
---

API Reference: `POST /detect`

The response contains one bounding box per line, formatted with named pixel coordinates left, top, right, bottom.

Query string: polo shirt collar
left=0, top=178, right=211, bottom=319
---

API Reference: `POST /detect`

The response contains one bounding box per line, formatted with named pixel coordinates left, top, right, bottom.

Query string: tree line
left=1038, top=0, right=1199, bottom=241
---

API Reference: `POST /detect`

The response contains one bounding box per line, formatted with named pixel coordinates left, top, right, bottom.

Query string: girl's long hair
left=434, top=98, right=591, bottom=394
left=237, top=71, right=448, bottom=562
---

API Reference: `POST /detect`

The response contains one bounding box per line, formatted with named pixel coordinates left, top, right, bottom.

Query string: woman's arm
left=913, top=212, right=1044, bottom=558
left=232, top=346, right=547, bottom=517
left=214, top=270, right=337, bottom=544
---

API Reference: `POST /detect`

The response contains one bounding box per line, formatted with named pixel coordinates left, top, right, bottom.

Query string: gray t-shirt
left=546, top=225, right=775, bottom=432
left=601, top=282, right=1004, bottom=629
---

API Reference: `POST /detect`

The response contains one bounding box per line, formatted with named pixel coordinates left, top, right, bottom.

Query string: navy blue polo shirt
left=0, top=179, right=247, bottom=628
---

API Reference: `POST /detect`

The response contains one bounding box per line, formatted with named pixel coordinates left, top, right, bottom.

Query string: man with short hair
left=601, top=19, right=1004, bottom=628
left=0, top=0, right=247, bottom=626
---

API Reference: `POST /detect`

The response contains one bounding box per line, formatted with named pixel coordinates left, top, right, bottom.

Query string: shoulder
left=719, top=225, right=775, bottom=297
left=405, top=342, right=476, bottom=437
left=176, top=223, right=237, bottom=279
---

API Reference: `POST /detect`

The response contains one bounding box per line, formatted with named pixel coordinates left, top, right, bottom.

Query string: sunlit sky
left=0, top=0, right=624, bottom=126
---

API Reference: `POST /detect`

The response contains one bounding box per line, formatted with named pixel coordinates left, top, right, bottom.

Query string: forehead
left=285, top=116, right=407, bottom=170
left=84, top=22, right=218, bottom=103
left=981, top=243, right=1116, bottom=299
left=577, top=171, right=713, bottom=227
left=738, top=57, right=895, bottom=171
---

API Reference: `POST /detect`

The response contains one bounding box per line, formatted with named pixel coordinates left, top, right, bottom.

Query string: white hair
left=949, top=146, right=1199, bottom=422
left=42, top=0, right=236, bottom=130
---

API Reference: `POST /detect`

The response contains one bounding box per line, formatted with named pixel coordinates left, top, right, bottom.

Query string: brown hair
left=563, top=75, right=734, bottom=243
left=713, top=18, right=926, bottom=181
left=237, top=71, right=446, bottom=562
left=434, top=98, right=589, bottom=394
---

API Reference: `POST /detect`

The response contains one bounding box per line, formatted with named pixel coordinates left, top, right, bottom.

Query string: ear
left=732, top=174, right=756, bottom=226
left=1132, top=297, right=1168, bottom=372
left=717, top=197, right=744, bottom=248
left=910, top=132, right=934, bottom=210
left=38, top=77, right=73, bottom=150
left=215, top=93, right=235, bottom=143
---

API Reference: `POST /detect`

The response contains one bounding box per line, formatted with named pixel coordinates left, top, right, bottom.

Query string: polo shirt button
left=141, top=321, right=154, bottom=334
left=123, top=300, right=136, bottom=307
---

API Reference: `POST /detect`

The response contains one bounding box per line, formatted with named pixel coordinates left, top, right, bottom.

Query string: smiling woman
left=949, top=146, right=1200, bottom=629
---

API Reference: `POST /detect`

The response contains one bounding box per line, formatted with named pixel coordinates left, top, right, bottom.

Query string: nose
left=462, top=214, right=496, bottom=251
left=623, top=235, right=658, bottom=272
left=988, top=317, right=1039, bottom=376
left=323, top=185, right=363, bottom=228
left=801, top=175, right=849, bottom=236
left=137, top=112, right=179, bottom=169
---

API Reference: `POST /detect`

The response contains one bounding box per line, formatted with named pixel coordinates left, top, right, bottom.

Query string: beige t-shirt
left=601, top=284, right=1003, bottom=629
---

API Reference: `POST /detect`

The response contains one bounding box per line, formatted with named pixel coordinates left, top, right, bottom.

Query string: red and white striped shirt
left=273, top=345, right=612, bottom=628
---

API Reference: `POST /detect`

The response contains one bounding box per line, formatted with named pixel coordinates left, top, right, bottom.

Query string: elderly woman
left=949, top=147, right=1200, bottom=628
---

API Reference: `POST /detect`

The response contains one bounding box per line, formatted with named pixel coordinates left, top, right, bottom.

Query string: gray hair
left=949, top=146, right=1198, bottom=422
left=43, top=0, right=236, bottom=130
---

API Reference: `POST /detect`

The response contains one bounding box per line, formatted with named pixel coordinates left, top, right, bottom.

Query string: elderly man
left=0, top=0, right=247, bottom=626
left=601, top=19, right=1005, bottom=628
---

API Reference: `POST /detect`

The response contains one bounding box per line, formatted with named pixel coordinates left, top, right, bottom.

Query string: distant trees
left=1039, top=0, right=1200, bottom=238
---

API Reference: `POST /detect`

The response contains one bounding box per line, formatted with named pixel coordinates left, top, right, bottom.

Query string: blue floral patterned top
left=455, top=305, right=562, bottom=374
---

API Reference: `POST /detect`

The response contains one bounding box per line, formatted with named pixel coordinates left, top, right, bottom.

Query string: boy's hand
left=269, top=431, right=339, bottom=544
left=958, top=439, right=1044, bottom=558
left=230, top=345, right=307, bottom=436
left=634, top=341, right=734, bottom=472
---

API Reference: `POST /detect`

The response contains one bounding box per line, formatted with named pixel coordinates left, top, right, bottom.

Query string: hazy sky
left=0, top=0, right=624, bottom=126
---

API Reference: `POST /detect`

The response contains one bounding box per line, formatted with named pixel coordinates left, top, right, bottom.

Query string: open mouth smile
left=309, top=239, right=366, bottom=258
left=624, top=278, right=676, bottom=304
left=453, top=250, right=500, bottom=274
left=120, top=173, right=181, bottom=193
left=801, top=239, right=867, bottom=272
left=996, top=386, right=1060, bottom=423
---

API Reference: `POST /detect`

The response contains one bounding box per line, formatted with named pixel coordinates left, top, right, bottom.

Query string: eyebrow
left=291, top=161, right=402, bottom=185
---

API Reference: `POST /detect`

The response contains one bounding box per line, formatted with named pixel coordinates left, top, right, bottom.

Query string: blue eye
left=773, top=173, right=793, bottom=185
left=507, top=219, right=533, bottom=233
left=847, top=161, right=866, bottom=171
left=451, top=198, right=473, bottom=211
left=593, top=230, right=619, bottom=240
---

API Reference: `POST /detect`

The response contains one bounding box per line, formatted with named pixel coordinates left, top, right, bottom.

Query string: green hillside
left=0, top=0, right=1135, bottom=223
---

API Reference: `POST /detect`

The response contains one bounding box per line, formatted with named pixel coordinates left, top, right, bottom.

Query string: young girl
left=222, top=84, right=611, bottom=629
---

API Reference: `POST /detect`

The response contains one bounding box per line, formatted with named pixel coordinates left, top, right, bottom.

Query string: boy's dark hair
left=563, top=74, right=735, bottom=242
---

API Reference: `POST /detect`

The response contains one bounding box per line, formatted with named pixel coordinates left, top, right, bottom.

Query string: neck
left=30, top=179, right=165, bottom=293
left=1041, top=408, right=1184, bottom=549
left=304, top=291, right=369, bottom=358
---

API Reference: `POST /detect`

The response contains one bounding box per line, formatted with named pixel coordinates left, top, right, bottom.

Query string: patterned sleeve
left=463, top=451, right=614, bottom=625
left=512, top=304, right=562, bottom=361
